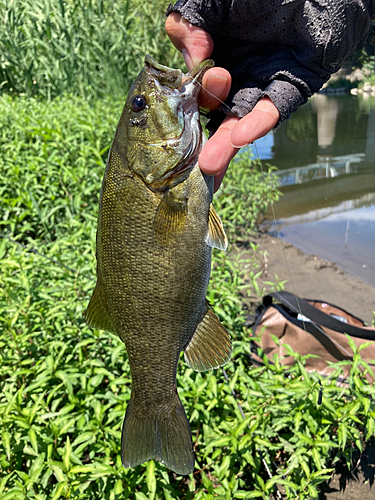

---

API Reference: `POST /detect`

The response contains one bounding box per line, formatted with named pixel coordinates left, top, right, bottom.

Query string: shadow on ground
left=319, top=438, right=375, bottom=499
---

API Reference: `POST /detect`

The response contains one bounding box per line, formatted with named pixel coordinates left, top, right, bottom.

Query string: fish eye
left=131, top=95, right=147, bottom=112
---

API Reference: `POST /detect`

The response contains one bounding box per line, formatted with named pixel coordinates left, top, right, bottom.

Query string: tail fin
left=121, top=393, right=194, bottom=475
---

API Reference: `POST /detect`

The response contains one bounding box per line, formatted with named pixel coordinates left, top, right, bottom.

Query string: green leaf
left=233, top=490, right=263, bottom=498
left=311, top=447, right=321, bottom=469
left=114, top=479, right=123, bottom=495
left=51, top=481, right=67, bottom=500
left=63, top=436, right=72, bottom=471
left=51, top=465, right=66, bottom=483
left=0, top=472, right=13, bottom=495
left=146, top=460, right=156, bottom=500
left=1, top=491, right=25, bottom=500
left=29, top=453, right=46, bottom=482
left=205, top=436, right=231, bottom=451
left=28, top=428, right=38, bottom=453
left=338, top=423, right=348, bottom=450
left=300, top=458, right=311, bottom=478
left=2, top=431, right=11, bottom=460
left=135, top=493, right=149, bottom=500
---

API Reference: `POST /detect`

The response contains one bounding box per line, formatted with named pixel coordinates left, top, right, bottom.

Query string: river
left=247, top=93, right=375, bottom=286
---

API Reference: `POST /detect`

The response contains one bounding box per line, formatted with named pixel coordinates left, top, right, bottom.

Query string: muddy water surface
left=248, top=94, right=375, bottom=286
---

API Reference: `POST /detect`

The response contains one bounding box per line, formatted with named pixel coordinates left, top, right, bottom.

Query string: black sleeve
left=167, top=0, right=374, bottom=128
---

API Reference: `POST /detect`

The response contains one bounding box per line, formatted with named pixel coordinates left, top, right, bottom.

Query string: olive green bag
left=250, top=291, right=375, bottom=384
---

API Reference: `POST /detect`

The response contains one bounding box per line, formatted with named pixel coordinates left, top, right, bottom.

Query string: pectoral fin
left=184, top=306, right=232, bottom=372
left=153, top=190, right=188, bottom=247
left=85, top=283, right=115, bottom=333
left=205, top=203, right=228, bottom=251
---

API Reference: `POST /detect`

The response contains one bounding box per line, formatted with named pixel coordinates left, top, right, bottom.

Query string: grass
left=0, top=0, right=180, bottom=99
left=0, top=94, right=375, bottom=500
left=215, top=156, right=280, bottom=243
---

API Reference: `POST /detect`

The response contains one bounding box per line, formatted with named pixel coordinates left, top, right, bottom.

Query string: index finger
left=165, top=13, right=231, bottom=111
left=165, top=12, right=213, bottom=69
left=231, top=98, right=280, bottom=148
left=199, top=98, right=280, bottom=191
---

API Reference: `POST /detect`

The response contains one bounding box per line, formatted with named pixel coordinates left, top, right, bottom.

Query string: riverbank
left=241, top=231, right=375, bottom=324
left=321, top=66, right=375, bottom=96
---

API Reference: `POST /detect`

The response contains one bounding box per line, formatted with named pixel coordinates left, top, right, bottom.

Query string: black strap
left=267, top=291, right=375, bottom=341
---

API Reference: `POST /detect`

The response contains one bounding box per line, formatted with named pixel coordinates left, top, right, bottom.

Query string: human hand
left=166, top=0, right=373, bottom=191
left=165, top=13, right=280, bottom=191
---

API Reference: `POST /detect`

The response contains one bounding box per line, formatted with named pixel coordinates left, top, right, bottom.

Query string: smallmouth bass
left=86, top=56, right=231, bottom=475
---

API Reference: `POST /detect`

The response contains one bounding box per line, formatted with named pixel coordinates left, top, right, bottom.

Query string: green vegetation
left=353, top=46, right=375, bottom=88
left=1, top=94, right=375, bottom=500
left=285, top=110, right=315, bottom=144
left=0, top=0, right=180, bottom=99
left=323, top=77, right=359, bottom=91
left=325, top=29, right=375, bottom=90
left=1, top=2, right=375, bottom=499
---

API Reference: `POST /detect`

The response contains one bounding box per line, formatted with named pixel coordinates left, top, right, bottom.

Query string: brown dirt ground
left=247, top=231, right=375, bottom=325
left=235, top=231, right=375, bottom=499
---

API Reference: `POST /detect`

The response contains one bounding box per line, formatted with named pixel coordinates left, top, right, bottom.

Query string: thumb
left=165, top=12, right=213, bottom=70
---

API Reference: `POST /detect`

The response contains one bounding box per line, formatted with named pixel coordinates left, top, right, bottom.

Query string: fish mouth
left=144, top=58, right=214, bottom=188
left=144, top=56, right=214, bottom=90
left=145, top=56, right=183, bottom=89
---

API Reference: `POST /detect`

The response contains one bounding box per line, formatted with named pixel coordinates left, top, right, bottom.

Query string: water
left=248, top=93, right=375, bottom=285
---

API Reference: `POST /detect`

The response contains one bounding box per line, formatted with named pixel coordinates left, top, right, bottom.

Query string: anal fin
left=85, top=282, right=115, bottom=333
left=184, top=307, right=232, bottom=372
left=205, top=203, right=228, bottom=251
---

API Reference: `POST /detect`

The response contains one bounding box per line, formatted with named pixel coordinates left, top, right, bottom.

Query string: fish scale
left=86, top=56, right=231, bottom=475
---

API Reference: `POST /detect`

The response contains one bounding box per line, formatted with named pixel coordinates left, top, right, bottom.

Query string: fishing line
left=194, top=80, right=315, bottom=362
left=195, top=79, right=312, bottom=488
left=195, top=77, right=324, bottom=397
left=254, top=143, right=301, bottom=302
left=195, top=79, right=232, bottom=113
left=196, top=78, right=327, bottom=376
